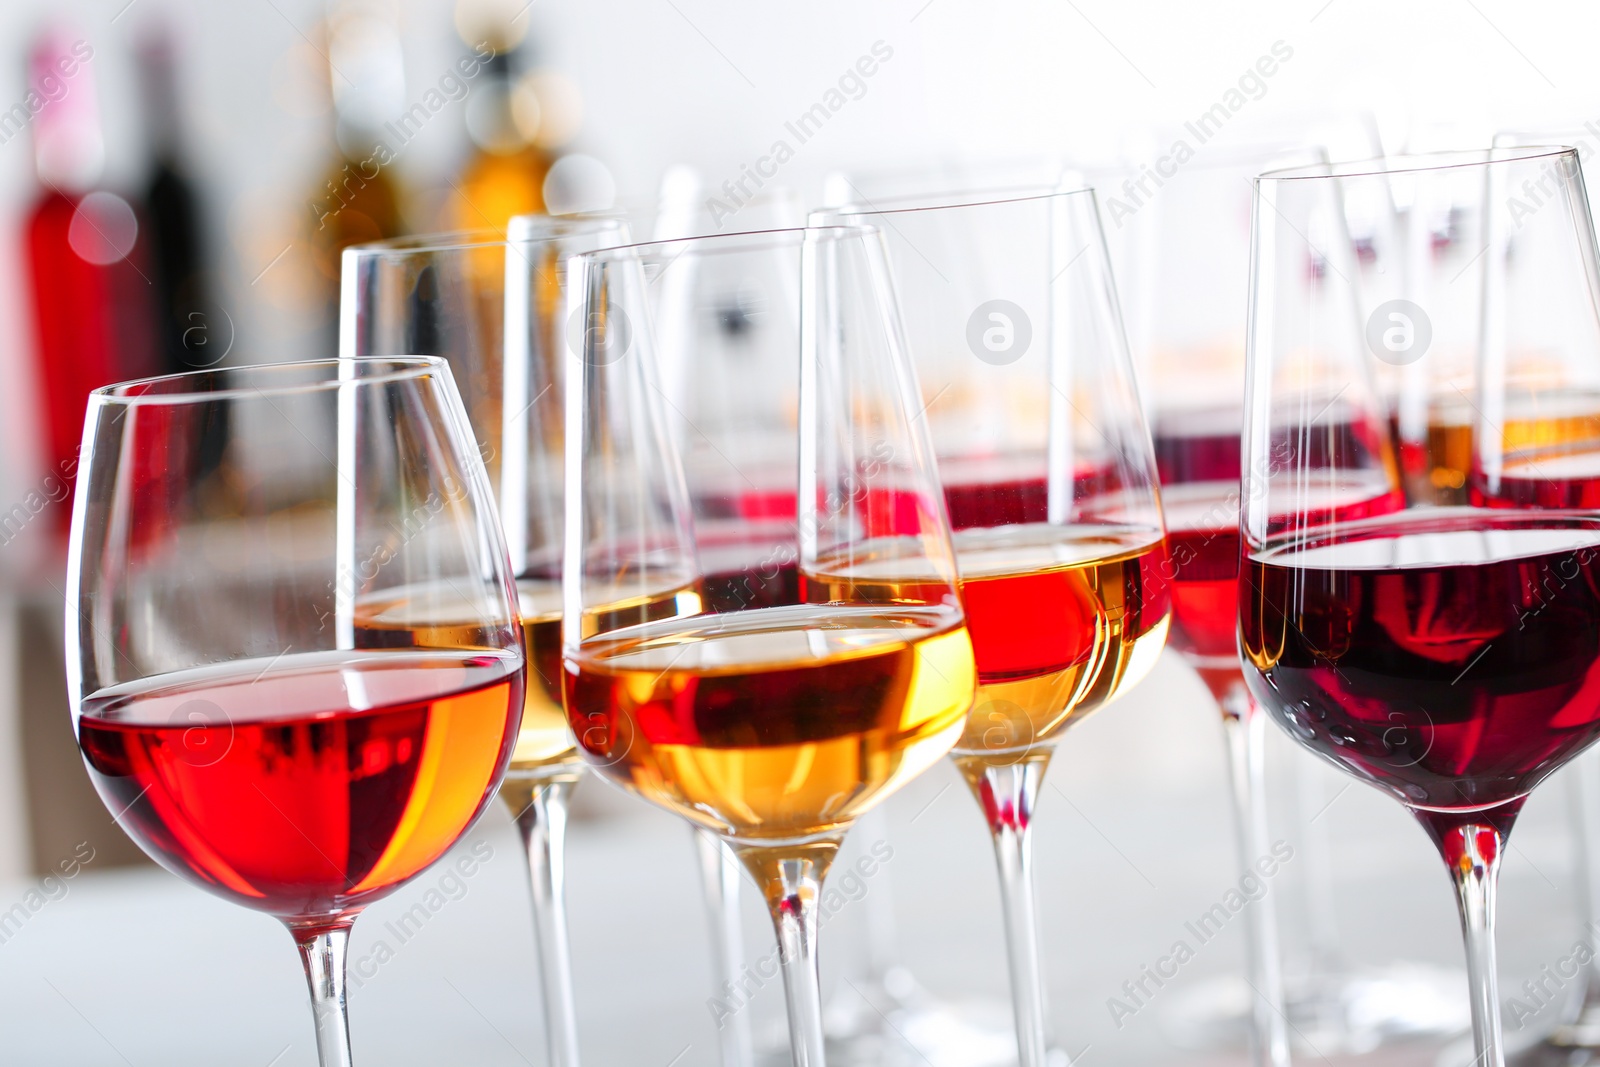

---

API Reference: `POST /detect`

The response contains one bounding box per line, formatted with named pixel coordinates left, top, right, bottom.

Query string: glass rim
left=1080, top=140, right=1327, bottom=177
left=345, top=213, right=629, bottom=256
left=569, top=223, right=884, bottom=264
left=815, top=183, right=1097, bottom=218
left=1258, top=145, right=1577, bottom=182
left=90, top=357, right=450, bottom=406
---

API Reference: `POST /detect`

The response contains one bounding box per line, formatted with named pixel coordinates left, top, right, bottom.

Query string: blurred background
left=1, top=1, right=1600, bottom=1063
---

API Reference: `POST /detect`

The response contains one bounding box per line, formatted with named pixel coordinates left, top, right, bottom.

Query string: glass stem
left=508, top=775, right=583, bottom=1067
left=957, top=754, right=1052, bottom=1067
left=1218, top=684, right=1291, bottom=1067
left=1432, top=817, right=1508, bottom=1067
left=292, top=921, right=355, bottom=1067
left=695, top=826, right=755, bottom=1067
left=736, top=839, right=841, bottom=1067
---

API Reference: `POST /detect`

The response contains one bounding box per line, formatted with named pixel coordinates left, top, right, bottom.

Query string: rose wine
left=806, top=524, right=1170, bottom=759
left=1153, top=408, right=1401, bottom=693
left=1241, top=510, right=1600, bottom=812
left=1160, top=477, right=1403, bottom=672
left=77, top=649, right=521, bottom=920
left=564, top=604, right=974, bottom=841
left=1159, top=481, right=1243, bottom=666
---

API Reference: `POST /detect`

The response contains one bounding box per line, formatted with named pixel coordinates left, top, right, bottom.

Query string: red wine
left=938, top=455, right=1109, bottom=531
left=78, top=649, right=521, bottom=920
left=1153, top=408, right=1242, bottom=485
left=1161, top=477, right=1402, bottom=665
left=1241, top=510, right=1600, bottom=812
left=1474, top=451, right=1600, bottom=510
left=700, top=544, right=801, bottom=612
left=1159, top=481, right=1243, bottom=663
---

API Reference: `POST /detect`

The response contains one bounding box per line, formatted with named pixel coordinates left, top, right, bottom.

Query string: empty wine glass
left=66, top=358, right=524, bottom=1067
left=1244, top=147, right=1600, bottom=1067
left=813, top=187, right=1171, bottom=1067
left=565, top=224, right=977, bottom=1066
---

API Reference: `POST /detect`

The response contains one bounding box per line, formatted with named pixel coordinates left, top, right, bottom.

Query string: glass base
left=1437, top=1014, right=1600, bottom=1067
left=1163, top=964, right=1470, bottom=1055
left=757, top=967, right=1071, bottom=1067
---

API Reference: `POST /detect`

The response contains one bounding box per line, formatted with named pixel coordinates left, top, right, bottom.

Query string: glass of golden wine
left=564, top=224, right=976, bottom=1066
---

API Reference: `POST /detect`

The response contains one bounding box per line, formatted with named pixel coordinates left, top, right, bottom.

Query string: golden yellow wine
left=357, top=578, right=701, bottom=790
left=563, top=604, right=975, bottom=842
left=1404, top=389, right=1600, bottom=505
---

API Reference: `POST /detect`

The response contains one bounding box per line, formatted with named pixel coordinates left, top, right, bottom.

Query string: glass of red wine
left=1131, top=141, right=1465, bottom=1062
left=65, top=357, right=525, bottom=1067
left=1242, top=148, right=1600, bottom=1067
left=813, top=187, right=1171, bottom=1067
left=1471, top=131, right=1600, bottom=1067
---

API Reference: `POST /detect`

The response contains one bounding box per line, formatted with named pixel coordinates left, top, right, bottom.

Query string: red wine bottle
left=23, top=28, right=157, bottom=509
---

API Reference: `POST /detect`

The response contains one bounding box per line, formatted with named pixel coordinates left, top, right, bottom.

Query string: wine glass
left=1118, top=141, right=1471, bottom=1059
left=1243, top=147, right=1600, bottom=1067
left=1468, top=131, right=1600, bottom=1067
left=66, top=357, right=524, bottom=1067
left=565, top=224, right=976, bottom=1066
left=812, top=188, right=1171, bottom=1067
left=341, top=217, right=630, bottom=1067
left=818, top=162, right=1077, bottom=1067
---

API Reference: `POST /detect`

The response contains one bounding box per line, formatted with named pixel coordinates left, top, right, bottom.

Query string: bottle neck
left=30, top=31, right=104, bottom=191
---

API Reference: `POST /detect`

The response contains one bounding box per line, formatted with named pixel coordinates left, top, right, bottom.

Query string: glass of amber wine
left=565, top=225, right=976, bottom=1067
left=66, top=358, right=524, bottom=1066
left=813, top=189, right=1171, bottom=1067
left=342, top=218, right=628, bottom=1067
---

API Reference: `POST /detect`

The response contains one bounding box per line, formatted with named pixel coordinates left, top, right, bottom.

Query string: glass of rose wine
left=65, top=357, right=524, bottom=1066
left=341, top=217, right=630, bottom=1067
left=1243, top=148, right=1600, bottom=1067
left=565, top=225, right=977, bottom=1067
left=813, top=188, right=1171, bottom=1067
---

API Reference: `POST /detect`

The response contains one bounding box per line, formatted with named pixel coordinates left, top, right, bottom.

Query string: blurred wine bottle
left=444, top=0, right=571, bottom=231
left=23, top=27, right=157, bottom=504
left=305, top=0, right=407, bottom=304
left=136, top=26, right=217, bottom=374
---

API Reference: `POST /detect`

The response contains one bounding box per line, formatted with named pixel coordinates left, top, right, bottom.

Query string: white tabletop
left=0, top=654, right=1582, bottom=1066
